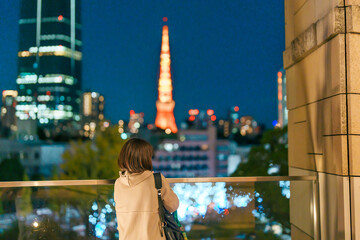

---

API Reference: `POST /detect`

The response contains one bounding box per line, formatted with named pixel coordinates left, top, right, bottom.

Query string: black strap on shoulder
left=154, top=173, right=165, bottom=236
left=154, top=172, right=162, bottom=189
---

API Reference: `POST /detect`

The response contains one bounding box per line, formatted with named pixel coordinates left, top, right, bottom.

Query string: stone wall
left=284, top=0, right=360, bottom=239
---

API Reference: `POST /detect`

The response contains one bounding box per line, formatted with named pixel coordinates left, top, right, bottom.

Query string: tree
left=0, top=158, right=25, bottom=214
left=15, top=173, right=33, bottom=240
left=231, top=127, right=290, bottom=235
left=60, top=125, right=126, bottom=179
left=231, top=126, right=288, bottom=177
left=0, top=158, right=24, bottom=181
left=52, top=125, right=126, bottom=238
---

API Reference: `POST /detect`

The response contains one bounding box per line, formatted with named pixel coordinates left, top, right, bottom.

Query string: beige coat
left=114, top=170, right=179, bottom=240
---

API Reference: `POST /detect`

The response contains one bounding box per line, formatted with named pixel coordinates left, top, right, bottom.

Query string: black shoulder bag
left=153, top=173, right=184, bottom=240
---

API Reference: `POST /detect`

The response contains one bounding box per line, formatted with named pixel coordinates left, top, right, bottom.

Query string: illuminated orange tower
left=155, top=18, right=178, bottom=133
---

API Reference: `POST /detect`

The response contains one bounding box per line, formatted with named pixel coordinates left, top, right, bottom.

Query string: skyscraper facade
left=81, top=92, right=104, bottom=138
left=277, top=69, right=287, bottom=127
left=16, top=0, right=82, bottom=133
left=155, top=20, right=178, bottom=133
left=1, top=90, right=18, bottom=131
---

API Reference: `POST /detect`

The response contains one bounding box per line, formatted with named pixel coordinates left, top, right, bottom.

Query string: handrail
left=0, top=176, right=316, bottom=188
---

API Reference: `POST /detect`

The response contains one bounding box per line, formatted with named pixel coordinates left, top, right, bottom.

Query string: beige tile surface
left=346, top=0, right=360, bottom=6
left=346, top=5, right=360, bottom=33
left=285, top=0, right=295, bottom=48
left=283, top=47, right=293, bottom=69
left=315, top=0, right=343, bottom=20
left=322, top=135, right=348, bottom=175
left=288, top=105, right=307, bottom=124
left=346, top=33, right=360, bottom=94
left=291, top=224, right=314, bottom=240
left=287, top=35, right=345, bottom=110
left=294, top=0, right=316, bottom=37
left=321, top=94, right=347, bottom=135
left=288, top=121, right=317, bottom=170
left=349, top=135, right=360, bottom=175
left=351, top=176, right=360, bottom=239
left=316, top=8, right=344, bottom=44
left=289, top=167, right=316, bottom=238
left=293, top=0, right=308, bottom=14
left=348, top=94, right=360, bottom=135
left=319, top=173, right=351, bottom=240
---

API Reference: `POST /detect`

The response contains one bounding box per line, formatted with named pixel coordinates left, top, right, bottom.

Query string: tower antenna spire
left=155, top=20, right=178, bottom=133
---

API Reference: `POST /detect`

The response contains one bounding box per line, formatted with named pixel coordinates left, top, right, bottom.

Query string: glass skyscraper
left=16, top=0, right=82, bottom=132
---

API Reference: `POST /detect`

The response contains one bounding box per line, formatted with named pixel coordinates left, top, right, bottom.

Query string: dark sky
left=0, top=0, right=285, bottom=127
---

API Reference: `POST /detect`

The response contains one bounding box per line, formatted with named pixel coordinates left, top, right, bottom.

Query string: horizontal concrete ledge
left=284, top=7, right=345, bottom=69
left=0, top=176, right=317, bottom=188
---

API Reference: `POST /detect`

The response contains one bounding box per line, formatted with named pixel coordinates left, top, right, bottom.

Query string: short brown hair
left=118, top=138, right=153, bottom=174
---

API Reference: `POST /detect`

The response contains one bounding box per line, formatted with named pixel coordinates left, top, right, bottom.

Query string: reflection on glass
left=0, top=181, right=296, bottom=240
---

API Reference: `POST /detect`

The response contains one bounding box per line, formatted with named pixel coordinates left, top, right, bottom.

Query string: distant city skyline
left=0, top=0, right=285, bottom=127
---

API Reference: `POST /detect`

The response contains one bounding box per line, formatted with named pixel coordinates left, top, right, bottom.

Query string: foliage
left=0, top=157, right=25, bottom=181
left=0, top=221, right=19, bottom=240
left=15, top=173, right=33, bottom=217
left=0, top=164, right=29, bottom=215
left=0, top=218, right=86, bottom=240
left=60, top=125, right=126, bottom=179
left=231, top=126, right=288, bottom=177
left=55, top=125, right=125, bottom=238
left=231, top=126, right=290, bottom=234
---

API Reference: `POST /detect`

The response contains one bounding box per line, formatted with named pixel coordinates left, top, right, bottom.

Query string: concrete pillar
left=284, top=0, right=360, bottom=239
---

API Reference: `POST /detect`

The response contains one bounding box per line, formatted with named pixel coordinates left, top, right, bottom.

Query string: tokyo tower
left=155, top=18, right=178, bottom=133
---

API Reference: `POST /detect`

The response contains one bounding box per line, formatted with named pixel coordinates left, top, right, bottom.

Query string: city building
left=0, top=138, right=67, bottom=178
left=81, top=91, right=104, bottom=138
left=23, top=141, right=68, bottom=177
left=153, top=126, right=234, bottom=178
left=284, top=2, right=360, bottom=238
left=154, top=19, right=178, bottom=134
left=1, top=90, right=18, bottom=134
left=239, top=116, right=259, bottom=136
left=16, top=0, right=82, bottom=136
left=216, top=107, right=262, bottom=140
left=229, top=106, right=240, bottom=135
left=216, top=139, right=231, bottom=177
left=186, top=109, right=217, bottom=129
left=217, top=119, right=230, bottom=138
left=277, top=68, right=287, bottom=127
left=127, top=110, right=144, bottom=134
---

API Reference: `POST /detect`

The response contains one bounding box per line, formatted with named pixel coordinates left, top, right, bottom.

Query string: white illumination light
left=121, top=133, right=127, bottom=140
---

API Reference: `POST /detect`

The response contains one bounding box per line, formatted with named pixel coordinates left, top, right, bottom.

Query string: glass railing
left=0, top=176, right=317, bottom=240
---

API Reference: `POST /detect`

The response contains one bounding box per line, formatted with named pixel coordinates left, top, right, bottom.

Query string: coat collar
left=118, top=170, right=153, bottom=187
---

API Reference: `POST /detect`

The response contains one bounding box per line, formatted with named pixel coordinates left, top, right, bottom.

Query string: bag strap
left=154, top=173, right=165, bottom=236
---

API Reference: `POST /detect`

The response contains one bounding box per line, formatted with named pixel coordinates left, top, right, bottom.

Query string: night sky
left=0, top=0, right=285, bottom=127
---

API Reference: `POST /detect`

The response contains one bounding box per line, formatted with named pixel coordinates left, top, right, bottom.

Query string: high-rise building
left=187, top=109, right=217, bottom=129
left=81, top=92, right=104, bottom=138
left=229, top=106, right=240, bottom=135
left=239, top=116, right=259, bottom=136
left=155, top=19, right=178, bottom=134
left=216, top=106, right=239, bottom=138
left=81, top=92, right=104, bottom=122
left=128, top=111, right=144, bottom=134
left=153, top=126, right=217, bottom=177
left=277, top=69, right=287, bottom=127
left=16, top=0, right=82, bottom=133
left=1, top=90, right=18, bottom=131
